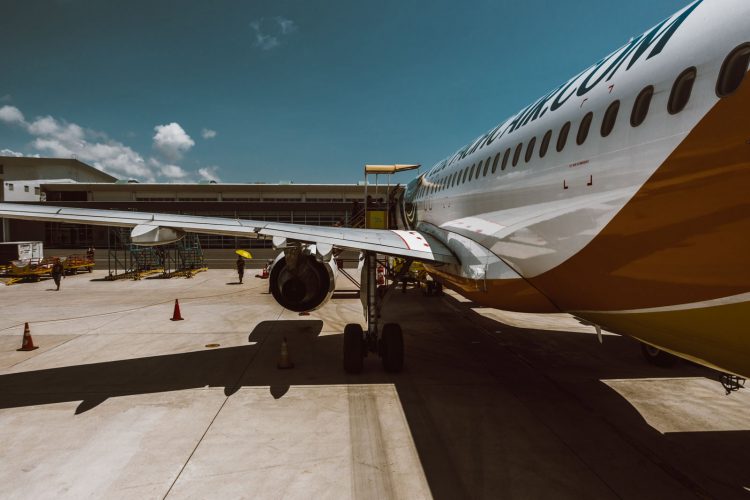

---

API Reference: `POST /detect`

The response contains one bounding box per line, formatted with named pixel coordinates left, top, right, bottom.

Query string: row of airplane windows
left=417, top=43, right=750, bottom=199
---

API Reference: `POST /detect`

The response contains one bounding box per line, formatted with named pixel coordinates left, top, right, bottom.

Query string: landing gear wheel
left=640, top=343, right=677, bottom=367
left=380, top=323, right=404, bottom=373
left=343, top=323, right=364, bottom=374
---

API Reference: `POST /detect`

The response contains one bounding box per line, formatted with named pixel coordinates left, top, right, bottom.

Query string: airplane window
left=631, top=85, right=654, bottom=127
left=601, top=100, right=620, bottom=137
left=462, top=166, right=469, bottom=184
left=525, top=137, right=536, bottom=163
left=669, top=68, right=697, bottom=114
left=483, top=156, right=491, bottom=176
left=512, top=143, right=522, bottom=167
left=717, top=43, right=750, bottom=97
left=556, top=121, right=571, bottom=152
left=577, top=112, right=593, bottom=145
left=469, top=163, right=476, bottom=181
left=475, top=160, right=483, bottom=180
left=501, top=148, right=511, bottom=170
left=491, top=152, right=501, bottom=173
left=539, top=130, right=552, bottom=158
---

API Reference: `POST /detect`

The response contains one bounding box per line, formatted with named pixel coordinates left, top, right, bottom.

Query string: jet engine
left=269, top=246, right=338, bottom=312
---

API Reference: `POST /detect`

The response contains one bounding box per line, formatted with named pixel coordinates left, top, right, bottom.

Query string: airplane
left=1, top=0, right=748, bottom=380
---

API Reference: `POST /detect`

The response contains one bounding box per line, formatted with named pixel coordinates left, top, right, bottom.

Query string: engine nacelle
left=130, top=224, right=186, bottom=246
left=269, top=249, right=338, bottom=312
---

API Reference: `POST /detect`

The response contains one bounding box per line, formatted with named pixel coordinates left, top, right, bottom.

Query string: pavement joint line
left=4, top=335, right=82, bottom=371
left=0, top=288, right=256, bottom=335
left=162, top=305, right=285, bottom=500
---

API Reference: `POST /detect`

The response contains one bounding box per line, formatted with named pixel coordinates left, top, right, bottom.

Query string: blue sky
left=0, top=0, right=690, bottom=183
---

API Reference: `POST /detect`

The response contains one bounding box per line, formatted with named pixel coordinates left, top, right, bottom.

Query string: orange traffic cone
left=170, top=299, right=184, bottom=321
left=17, top=323, right=39, bottom=351
left=277, top=337, right=294, bottom=369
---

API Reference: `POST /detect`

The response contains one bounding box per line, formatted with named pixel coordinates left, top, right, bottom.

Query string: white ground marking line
left=162, top=305, right=285, bottom=499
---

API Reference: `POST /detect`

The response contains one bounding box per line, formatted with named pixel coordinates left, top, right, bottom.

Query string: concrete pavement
left=0, top=270, right=748, bottom=499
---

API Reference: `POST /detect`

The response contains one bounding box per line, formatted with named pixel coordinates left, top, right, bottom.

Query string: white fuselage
left=407, top=0, right=744, bottom=286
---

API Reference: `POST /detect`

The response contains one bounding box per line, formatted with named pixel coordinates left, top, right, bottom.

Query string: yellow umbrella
left=235, top=249, right=252, bottom=259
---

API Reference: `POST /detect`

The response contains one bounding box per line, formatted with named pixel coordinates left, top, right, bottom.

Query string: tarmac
left=0, top=269, right=749, bottom=499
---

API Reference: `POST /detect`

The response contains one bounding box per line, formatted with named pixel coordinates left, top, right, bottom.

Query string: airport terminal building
left=0, top=155, right=392, bottom=265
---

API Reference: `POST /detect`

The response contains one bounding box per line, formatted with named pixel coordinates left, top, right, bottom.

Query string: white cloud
left=276, top=17, right=297, bottom=35
left=201, top=128, right=217, bottom=139
left=159, top=163, right=189, bottom=179
left=0, top=149, right=39, bottom=158
left=153, top=122, right=195, bottom=161
left=198, top=165, right=221, bottom=182
left=28, top=116, right=85, bottom=144
left=0, top=105, right=221, bottom=183
left=251, top=21, right=279, bottom=50
left=251, top=17, right=297, bottom=50
left=0, top=105, right=25, bottom=124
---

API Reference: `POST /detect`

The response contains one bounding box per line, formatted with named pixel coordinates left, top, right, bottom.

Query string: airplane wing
left=0, top=203, right=457, bottom=264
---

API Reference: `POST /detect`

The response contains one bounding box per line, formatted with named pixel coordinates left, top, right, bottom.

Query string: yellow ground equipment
left=63, top=254, right=95, bottom=275
left=0, top=258, right=53, bottom=285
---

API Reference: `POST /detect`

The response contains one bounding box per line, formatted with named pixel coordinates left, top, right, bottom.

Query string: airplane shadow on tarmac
left=1, top=296, right=749, bottom=499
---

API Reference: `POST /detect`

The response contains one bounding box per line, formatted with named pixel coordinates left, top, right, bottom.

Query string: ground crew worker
left=236, top=255, right=245, bottom=284
left=51, top=258, right=64, bottom=291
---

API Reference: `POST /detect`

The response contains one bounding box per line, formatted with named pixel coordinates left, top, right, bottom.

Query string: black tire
left=381, top=323, right=404, bottom=373
left=343, top=323, right=364, bottom=374
left=640, top=343, right=677, bottom=367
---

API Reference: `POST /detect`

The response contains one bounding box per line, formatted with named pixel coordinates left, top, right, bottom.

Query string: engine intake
left=269, top=251, right=337, bottom=312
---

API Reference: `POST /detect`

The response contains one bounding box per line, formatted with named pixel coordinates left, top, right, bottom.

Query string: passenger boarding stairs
left=106, top=228, right=164, bottom=279
left=176, top=234, right=205, bottom=271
